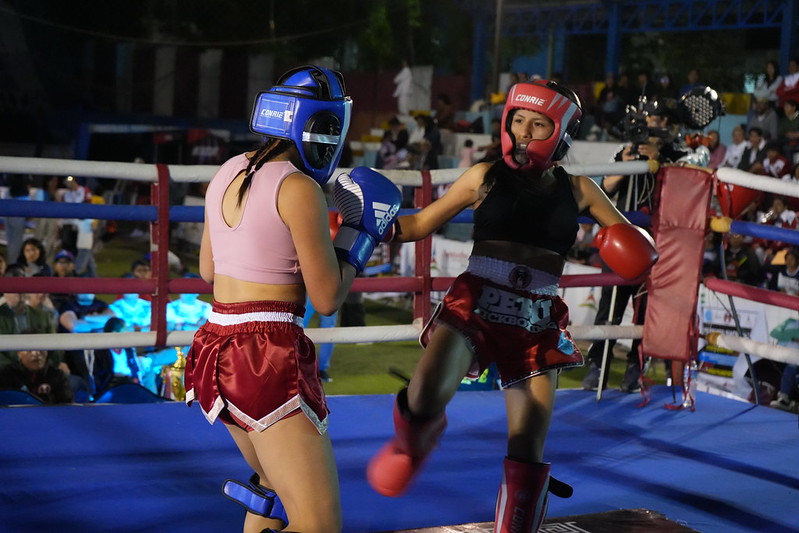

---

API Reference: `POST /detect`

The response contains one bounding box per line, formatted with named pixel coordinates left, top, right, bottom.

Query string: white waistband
left=208, top=310, right=303, bottom=327
left=467, top=256, right=559, bottom=296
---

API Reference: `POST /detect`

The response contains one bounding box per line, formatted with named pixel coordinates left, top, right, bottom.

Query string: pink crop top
left=206, top=155, right=303, bottom=284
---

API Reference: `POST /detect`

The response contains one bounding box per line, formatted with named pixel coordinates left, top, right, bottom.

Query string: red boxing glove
left=328, top=211, right=342, bottom=240
left=593, top=223, right=658, bottom=280
left=716, top=182, right=759, bottom=220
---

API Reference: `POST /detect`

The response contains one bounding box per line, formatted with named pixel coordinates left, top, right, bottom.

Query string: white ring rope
left=716, top=167, right=799, bottom=198
left=1, top=325, right=643, bottom=351
left=0, top=154, right=654, bottom=354
left=704, top=333, right=799, bottom=366
left=0, top=156, right=651, bottom=187
left=561, top=161, right=652, bottom=179
left=709, top=168, right=799, bottom=365
left=0, top=156, right=218, bottom=184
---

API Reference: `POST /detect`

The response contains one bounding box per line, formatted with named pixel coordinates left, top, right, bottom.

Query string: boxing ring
left=0, top=156, right=797, bottom=533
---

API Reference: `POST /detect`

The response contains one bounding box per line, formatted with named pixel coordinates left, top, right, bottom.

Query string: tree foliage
left=8, top=0, right=472, bottom=73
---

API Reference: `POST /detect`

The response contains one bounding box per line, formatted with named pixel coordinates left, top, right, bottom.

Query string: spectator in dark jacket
left=0, top=349, right=73, bottom=404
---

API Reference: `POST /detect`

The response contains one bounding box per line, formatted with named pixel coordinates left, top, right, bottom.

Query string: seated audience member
left=110, top=279, right=152, bottom=332
left=12, top=238, right=51, bottom=277
left=708, top=233, right=763, bottom=286
left=721, top=125, right=747, bottom=169
left=2, top=269, right=86, bottom=399
left=433, top=93, right=455, bottom=130
left=59, top=293, right=114, bottom=334
left=707, top=130, right=727, bottom=170
left=760, top=195, right=797, bottom=229
left=755, top=196, right=798, bottom=264
left=768, top=247, right=799, bottom=295
left=737, top=127, right=767, bottom=173
left=407, top=114, right=442, bottom=170
left=747, top=97, right=778, bottom=142
left=761, top=142, right=792, bottom=179
left=132, top=257, right=152, bottom=279
left=165, top=274, right=211, bottom=332
left=778, top=99, right=799, bottom=162
left=378, top=130, right=405, bottom=170
left=0, top=349, right=73, bottom=404
left=776, top=57, right=799, bottom=109
left=376, top=116, right=410, bottom=170
left=92, top=317, right=141, bottom=397
left=58, top=293, right=115, bottom=399
left=50, top=250, right=78, bottom=310
left=768, top=317, right=799, bottom=413
left=0, top=289, right=56, bottom=368
left=26, top=283, right=59, bottom=331
left=124, top=258, right=153, bottom=302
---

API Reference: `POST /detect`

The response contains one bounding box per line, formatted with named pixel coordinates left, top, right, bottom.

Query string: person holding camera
left=582, top=97, right=685, bottom=392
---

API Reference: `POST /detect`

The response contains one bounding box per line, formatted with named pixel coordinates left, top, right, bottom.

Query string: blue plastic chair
left=0, top=389, right=44, bottom=406
left=93, top=383, right=169, bottom=404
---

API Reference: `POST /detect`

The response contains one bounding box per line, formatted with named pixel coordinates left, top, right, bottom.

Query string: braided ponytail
left=236, top=138, right=294, bottom=206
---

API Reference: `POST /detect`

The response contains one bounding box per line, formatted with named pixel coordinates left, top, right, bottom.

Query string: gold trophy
left=160, top=347, right=187, bottom=401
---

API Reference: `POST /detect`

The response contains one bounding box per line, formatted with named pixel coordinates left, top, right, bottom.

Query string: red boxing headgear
left=501, top=80, right=582, bottom=171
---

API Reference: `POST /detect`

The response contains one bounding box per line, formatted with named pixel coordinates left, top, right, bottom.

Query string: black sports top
left=472, top=166, right=579, bottom=256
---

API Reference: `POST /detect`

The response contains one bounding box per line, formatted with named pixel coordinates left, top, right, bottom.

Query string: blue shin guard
left=222, top=473, right=288, bottom=526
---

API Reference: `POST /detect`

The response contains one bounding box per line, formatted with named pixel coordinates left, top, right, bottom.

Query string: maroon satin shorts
left=421, top=257, right=583, bottom=388
left=185, top=300, right=328, bottom=433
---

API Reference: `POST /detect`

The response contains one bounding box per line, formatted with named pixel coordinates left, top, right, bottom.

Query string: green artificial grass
left=317, top=299, right=670, bottom=396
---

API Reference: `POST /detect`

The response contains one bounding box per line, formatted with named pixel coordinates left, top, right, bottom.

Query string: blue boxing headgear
left=250, top=65, right=352, bottom=184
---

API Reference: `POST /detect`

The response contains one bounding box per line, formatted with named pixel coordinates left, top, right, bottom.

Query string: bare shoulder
left=277, top=171, right=328, bottom=219
left=461, top=162, right=492, bottom=185
left=568, top=173, right=606, bottom=211
left=569, top=172, right=627, bottom=226
left=450, top=162, right=492, bottom=201
left=569, top=173, right=600, bottom=192
left=280, top=171, right=324, bottom=197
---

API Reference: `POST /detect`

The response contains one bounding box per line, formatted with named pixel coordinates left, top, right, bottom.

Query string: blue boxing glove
left=332, top=167, right=402, bottom=272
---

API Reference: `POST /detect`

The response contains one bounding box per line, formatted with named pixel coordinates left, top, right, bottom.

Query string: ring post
left=414, top=170, right=434, bottom=325
left=151, top=164, right=171, bottom=348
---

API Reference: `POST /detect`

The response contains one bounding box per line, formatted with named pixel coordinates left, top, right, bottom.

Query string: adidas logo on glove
left=373, top=201, right=399, bottom=235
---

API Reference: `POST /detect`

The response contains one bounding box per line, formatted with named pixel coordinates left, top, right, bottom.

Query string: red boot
left=494, top=457, right=550, bottom=533
left=367, top=388, right=447, bottom=497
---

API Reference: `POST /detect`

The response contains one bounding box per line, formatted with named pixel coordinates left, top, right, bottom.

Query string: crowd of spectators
left=0, top=193, right=210, bottom=403
left=4, top=63, right=799, bottom=409
left=0, top=254, right=211, bottom=403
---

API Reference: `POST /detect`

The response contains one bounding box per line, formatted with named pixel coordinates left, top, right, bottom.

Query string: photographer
left=582, top=97, right=685, bottom=392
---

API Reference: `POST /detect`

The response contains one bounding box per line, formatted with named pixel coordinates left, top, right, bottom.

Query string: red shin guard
left=367, top=389, right=447, bottom=497
left=494, top=458, right=550, bottom=533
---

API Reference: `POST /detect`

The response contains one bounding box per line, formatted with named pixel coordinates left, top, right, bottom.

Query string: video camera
left=618, top=97, right=676, bottom=147
left=618, top=87, right=724, bottom=153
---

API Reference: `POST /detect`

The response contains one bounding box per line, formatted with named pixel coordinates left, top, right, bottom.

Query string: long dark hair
left=236, top=137, right=297, bottom=206
left=17, top=238, right=47, bottom=267
left=765, top=60, right=780, bottom=84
